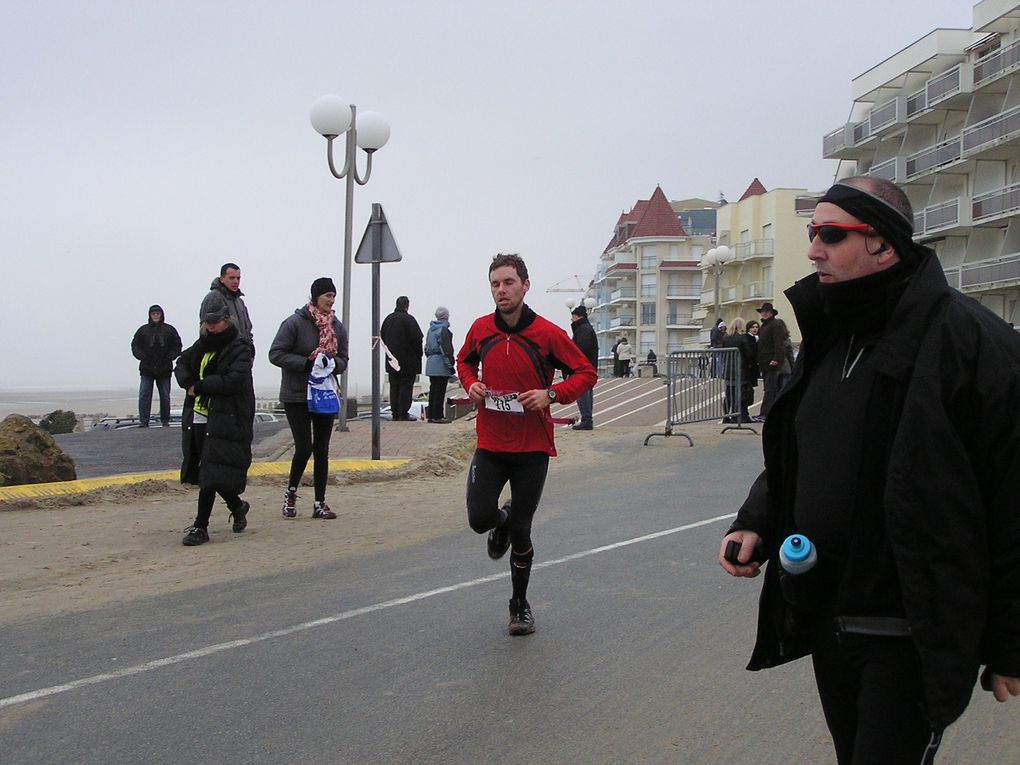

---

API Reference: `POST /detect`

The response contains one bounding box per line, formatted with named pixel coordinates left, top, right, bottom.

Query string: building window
left=641, top=245, right=657, bottom=269
left=640, top=303, right=656, bottom=324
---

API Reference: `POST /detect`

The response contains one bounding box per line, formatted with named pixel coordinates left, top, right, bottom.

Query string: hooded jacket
left=131, top=305, right=183, bottom=377
left=424, top=319, right=455, bottom=378
left=268, top=306, right=349, bottom=404
left=729, top=251, right=1020, bottom=728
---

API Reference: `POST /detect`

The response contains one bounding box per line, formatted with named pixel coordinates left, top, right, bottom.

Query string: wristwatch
left=547, top=388, right=557, bottom=402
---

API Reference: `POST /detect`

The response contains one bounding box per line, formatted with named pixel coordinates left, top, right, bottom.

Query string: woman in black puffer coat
left=174, top=292, right=255, bottom=546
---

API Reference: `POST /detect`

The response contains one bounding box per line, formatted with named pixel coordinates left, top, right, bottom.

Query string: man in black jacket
left=719, top=177, right=1020, bottom=764
left=131, top=305, right=182, bottom=427
left=569, top=304, right=598, bottom=430
left=754, top=302, right=787, bottom=420
left=380, top=296, right=424, bottom=421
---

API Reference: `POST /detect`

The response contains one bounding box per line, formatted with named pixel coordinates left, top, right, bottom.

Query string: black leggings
left=810, top=616, right=943, bottom=764
left=284, top=403, right=335, bottom=502
left=466, top=448, right=549, bottom=554
left=190, top=424, right=242, bottom=528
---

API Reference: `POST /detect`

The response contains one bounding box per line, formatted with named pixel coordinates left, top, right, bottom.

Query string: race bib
left=485, top=392, right=525, bottom=414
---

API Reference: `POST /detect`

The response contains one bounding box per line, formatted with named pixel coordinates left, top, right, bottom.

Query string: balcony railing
left=962, top=103, right=1020, bottom=155
left=720, top=286, right=737, bottom=302
left=731, top=238, right=775, bottom=261
left=743, top=281, right=773, bottom=300
left=640, top=285, right=656, bottom=297
left=921, top=199, right=960, bottom=231
left=610, top=315, right=636, bottom=328
left=666, top=285, right=701, bottom=298
left=823, top=125, right=850, bottom=157
left=973, top=183, right=1020, bottom=222
left=945, top=252, right=1020, bottom=290
left=905, top=136, right=961, bottom=179
left=610, top=286, right=636, bottom=302
left=869, top=98, right=901, bottom=133
left=868, top=157, right=899, bottom=182
left=906, top=87, right=927, bottom=119
left=926, top=65, right=963, bottom=106
left=666, top=313, right=695, bottom=325
left=852, top=120, right=871, bottom=144
left=974, top=38, right=1020, bottom=88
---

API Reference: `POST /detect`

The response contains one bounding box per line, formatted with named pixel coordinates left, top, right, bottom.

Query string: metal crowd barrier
left=644, top=348, right=757, bottom=446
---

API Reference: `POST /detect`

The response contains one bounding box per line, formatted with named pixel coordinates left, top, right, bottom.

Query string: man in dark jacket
left=209, top=262, right=254, bottom=345
left=569, top=304, right=599, bottom=430
left=131, top=305, right=182, bottom=427
left=719, top=177, right=1020, bottom=763
left=379, top=296, right=424, bottom=421
left=754, top=302, right=787, bottom=419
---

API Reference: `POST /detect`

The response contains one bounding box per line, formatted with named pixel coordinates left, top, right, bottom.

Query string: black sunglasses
left=807, top=222, right=874, bottom=244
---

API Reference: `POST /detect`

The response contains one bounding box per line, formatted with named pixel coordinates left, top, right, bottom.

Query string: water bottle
left=779, top=534, right=817, bottom=574
left=778, top=534, right=820, bottom=608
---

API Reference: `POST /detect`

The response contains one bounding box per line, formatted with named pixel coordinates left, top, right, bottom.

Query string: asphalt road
left=2, top=432, right=1017, bottom=763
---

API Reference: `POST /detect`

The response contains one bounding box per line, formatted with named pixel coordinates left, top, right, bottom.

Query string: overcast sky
left=0, top=0, right=975, bottom=398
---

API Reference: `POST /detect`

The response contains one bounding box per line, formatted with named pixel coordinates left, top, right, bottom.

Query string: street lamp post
left=701, top=245, right=732, bottom=330
left=310, top=94, right=390, bottom=430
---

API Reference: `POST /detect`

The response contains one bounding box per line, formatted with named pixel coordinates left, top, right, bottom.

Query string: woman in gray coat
left=424, top=306, right=455, bottom=423
left=268, top=277, right=349, bottom=520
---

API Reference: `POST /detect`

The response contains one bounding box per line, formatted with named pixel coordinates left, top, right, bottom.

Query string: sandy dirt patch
left=0, top=421, right=735, bottom=625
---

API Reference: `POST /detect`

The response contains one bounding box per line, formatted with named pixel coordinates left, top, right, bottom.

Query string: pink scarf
left=307, top=304, right=338, bottom=358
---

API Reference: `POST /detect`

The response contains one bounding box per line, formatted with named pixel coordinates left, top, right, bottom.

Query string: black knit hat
left=311, top=277, right=336, bottom=301
left=571, top=305, right=587, bottom=318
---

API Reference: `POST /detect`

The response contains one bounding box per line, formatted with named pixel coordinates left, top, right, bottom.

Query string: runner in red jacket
left=457, top=253, right=597, bottom=636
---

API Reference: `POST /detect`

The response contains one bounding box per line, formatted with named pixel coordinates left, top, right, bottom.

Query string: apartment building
left=589, top=186, right=717, bottom=373
left=821, top=0, right=1020, bottom=324
left=708, top=179, right=809, bottom=344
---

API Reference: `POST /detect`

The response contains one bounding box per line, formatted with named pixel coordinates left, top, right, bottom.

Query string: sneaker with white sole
left=312, top=500, right=337, bottom=519
left=282, top=487, right=297, bottom=518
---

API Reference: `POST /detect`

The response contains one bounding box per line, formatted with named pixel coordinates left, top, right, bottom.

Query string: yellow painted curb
left=0, top=458, right=411, bottom=501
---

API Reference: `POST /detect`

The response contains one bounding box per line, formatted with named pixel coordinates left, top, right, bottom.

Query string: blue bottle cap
left=782, top=534, right=813, bottom=564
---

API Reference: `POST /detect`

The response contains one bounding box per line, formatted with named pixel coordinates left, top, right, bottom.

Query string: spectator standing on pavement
left=746, top=320, right=760, bottom=341
left=611, top=337, right=622, bottom=377
left=720, top=176, right=1020, bottom=763
left=209, top=262, right=254, bottom=345
left=130, top=304, right=182, bottom=427
left=720, top=317, right=756, bottom=423
left=569, top=304, right=598, bottom=430
left=457, top=253, right=596, bottom=635
left=616, top=336, right=635, bottom=377
left=175, top=291, right=255, bottom=546
left=380, top=296, right=424, bottom=421
left=754, top=302, right=788, bottom=419
left=268, top=277, right=348, bottom=520
left=424, top=306, right=456, bottom=424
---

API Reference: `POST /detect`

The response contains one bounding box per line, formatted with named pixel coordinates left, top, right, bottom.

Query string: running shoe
left=182, top=526, right=209, bottom=546
left=282, top=488, right=297, bottom=518
left=312, top=500, right=337, bottom=519
left=508, top=598, right=536, bottom=636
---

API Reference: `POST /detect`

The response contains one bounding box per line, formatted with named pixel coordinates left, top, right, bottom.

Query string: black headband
left=818, top=183, right=915, bottom=259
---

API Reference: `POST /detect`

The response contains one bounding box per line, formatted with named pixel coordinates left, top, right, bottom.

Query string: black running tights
left=284, top=403, right=335, bottom=502
left=466, top=448, right=549, bottom=554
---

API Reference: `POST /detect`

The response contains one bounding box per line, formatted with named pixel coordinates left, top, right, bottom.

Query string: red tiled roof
left=738, top=178, right=768, bottom=202
left=631, top=186, right=687, bottom=238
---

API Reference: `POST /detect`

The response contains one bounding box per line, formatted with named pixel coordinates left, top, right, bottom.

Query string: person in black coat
left=720, top=317, right=757, bottom=423
left=379, top=296, right=424, bottom=421
left=569, top=304, right=598, bottom=429
left=268, top=277, right=348, bottom=519
left=131, top=305, right=182, bottom=427
left=174, top=291, right=255, bottom=546
left=720, top=177, right=1020, bottom=763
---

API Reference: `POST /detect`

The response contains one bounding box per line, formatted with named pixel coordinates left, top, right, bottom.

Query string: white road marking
left=0, top=513, right=735, bottom=709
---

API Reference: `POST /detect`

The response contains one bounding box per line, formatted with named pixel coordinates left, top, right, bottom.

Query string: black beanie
left=311, top=277, right=336, bottom=301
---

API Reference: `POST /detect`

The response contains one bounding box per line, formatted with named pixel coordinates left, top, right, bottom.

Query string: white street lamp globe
left=565, top=299, right=576, bottom=309
left=702, top=247, right=718, bottom=268
left=310, top=95, right=352, bottom=137
left=356, top=111, right=390, bottom=151
left=715, top=245, right=732, bottom=263
left=583, top=297, right=596, bottom=310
